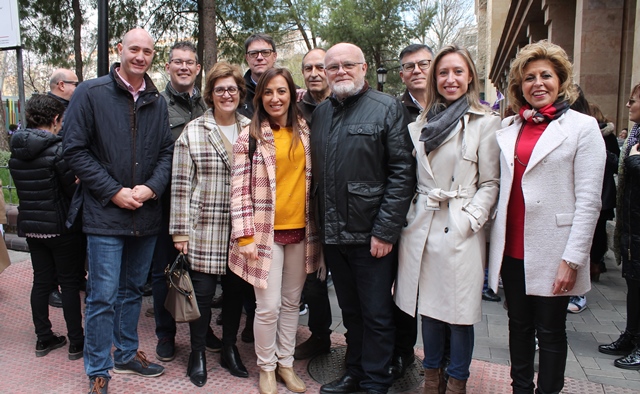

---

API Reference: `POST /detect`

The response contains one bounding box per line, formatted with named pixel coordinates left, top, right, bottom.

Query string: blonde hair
left=420, top=44, right=486, bottom=121
left=507, top=40, right=577, bottom=113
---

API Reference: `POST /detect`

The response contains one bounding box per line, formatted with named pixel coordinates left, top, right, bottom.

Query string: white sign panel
left=0, top=0, right=21, bottom=48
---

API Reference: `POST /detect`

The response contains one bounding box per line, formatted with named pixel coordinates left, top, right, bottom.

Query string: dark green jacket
left=161, top=83, right=207, bottom=141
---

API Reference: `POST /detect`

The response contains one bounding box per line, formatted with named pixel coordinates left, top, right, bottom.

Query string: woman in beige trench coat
left=394, top=45, right=500, bottom=393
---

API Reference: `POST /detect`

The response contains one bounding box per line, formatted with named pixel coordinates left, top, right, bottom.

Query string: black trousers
left=189, top=270, right=218, bottom=352
left=626, top=277, right=640, bottom=335
left=501, top=256, right=569, bottom=394
left=302, top=272, right=332, bottom=338
left=28, top=233, right=86, bottom=345
left=324, top=244, right=396, bottom=393
left=221, top=264, right=255, bottom=345
left=393, top=304, right=417, bottom=358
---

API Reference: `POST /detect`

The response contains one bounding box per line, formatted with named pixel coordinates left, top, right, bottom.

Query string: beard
left=331, top=78, right=365, bottom=99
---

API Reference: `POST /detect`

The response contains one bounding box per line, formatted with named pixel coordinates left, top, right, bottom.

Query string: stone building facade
left=478, top=0, right=639, bottom=130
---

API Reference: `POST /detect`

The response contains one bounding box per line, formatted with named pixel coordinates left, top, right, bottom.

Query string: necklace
left=514, top=123, right=528, bottom=167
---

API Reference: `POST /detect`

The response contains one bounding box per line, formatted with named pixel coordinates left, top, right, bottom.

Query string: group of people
left=8, top=25, right=640, bottom=394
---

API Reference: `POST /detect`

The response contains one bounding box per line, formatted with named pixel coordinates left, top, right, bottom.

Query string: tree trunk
left=72, top=0, right=83, bottom=81
left=202, top=0, right=217, bottom=77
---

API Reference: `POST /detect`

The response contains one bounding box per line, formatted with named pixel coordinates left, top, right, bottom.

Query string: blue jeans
left=421, top=315, right=474, bottom=380
left=84, top=235, right=157, bottom=378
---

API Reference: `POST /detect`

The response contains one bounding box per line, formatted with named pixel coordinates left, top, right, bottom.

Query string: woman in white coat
left=487, top=41, right=605, bottom=394
left=395, top=44, right=500, bottom=393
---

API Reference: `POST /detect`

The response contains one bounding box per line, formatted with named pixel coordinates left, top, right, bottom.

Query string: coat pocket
left=346, top=182, right=385, bottom=232
left=555, top=213, right=574, bottom=227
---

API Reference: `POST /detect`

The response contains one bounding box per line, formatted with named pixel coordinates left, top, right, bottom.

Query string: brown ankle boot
left=445, top=377, right=467, bottom=394
left=423, top=368, right=445, bottom=394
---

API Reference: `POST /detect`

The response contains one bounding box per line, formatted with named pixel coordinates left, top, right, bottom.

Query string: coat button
left=413, top=198, right=417, bottom=204
left=444, top=227, right=449, bottom=233
left=403, top=221, right=408, bottom=227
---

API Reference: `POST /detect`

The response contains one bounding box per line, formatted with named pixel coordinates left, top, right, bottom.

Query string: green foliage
left=0, top=152, right=18, bottom=204
left=19, top=0, right=80, bottom=68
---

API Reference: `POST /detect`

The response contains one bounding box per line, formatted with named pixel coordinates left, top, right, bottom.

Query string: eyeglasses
left=401, top=60, right=432, bottom=72
left=303, top=64, right=325, bottom=73
left=170, top=59, right=197, bottom=67
left=213, top=86, right=239, bottom=96
left=246, top=49, right=274, bottom=59
left=325, top=62, right=364, bottom=74
left=62, top=80, right=79, bottom=87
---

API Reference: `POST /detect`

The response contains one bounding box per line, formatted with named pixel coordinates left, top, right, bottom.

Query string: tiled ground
left=0, top=246, right=638, bottom=393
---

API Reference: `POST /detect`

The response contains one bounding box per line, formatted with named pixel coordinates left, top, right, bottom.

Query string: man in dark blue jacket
left=63, top=28, right=173, bottom=394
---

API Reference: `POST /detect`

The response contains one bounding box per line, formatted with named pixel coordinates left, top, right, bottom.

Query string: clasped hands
left=111, top=185, right=155, bottom=210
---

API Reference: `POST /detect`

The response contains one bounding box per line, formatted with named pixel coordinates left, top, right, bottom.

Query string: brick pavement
left=0, top=245, right=638, bottom=393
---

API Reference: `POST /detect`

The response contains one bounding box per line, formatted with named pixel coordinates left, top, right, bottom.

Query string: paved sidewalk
left=0, top=247, right=638, bottom=393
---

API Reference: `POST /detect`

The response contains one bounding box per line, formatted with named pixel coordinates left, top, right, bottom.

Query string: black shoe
left=320, top=374, right=361, bottom=394
left=294, top=334, right=331, bottom=360
left=206, top=330, right=222, bottom=352
left=212, top=293, right=223, bottom=308
left=156, top=337, right=176, bottom=361
left=220, top=344, right=249, bottom=378
left=599, top=331, right=638, bottom=355
left=69, top=341, right=84, bottom=360
left=142, top=282, right=153, bottom=297
left=241, top=321, right=254, bottom=343
left=36, top=335, right=67, bottom=357
left=614, top=346, right=640, bottom=370
left=88, top=376, right=108, bottom=394
left=187, top=351, right=207, bottom=387
left=113, top=351, right=164, bottom=377
left=482, top=289, right=501, bottom=302
left=389, top=353, right=415, bottom=380
left=48, top=290, right=63, bottom=308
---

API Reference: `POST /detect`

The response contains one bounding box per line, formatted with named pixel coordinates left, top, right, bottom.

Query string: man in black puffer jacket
left=63, top=28, right=173, bottom=393
left=311, top=43, right=416, bottom=394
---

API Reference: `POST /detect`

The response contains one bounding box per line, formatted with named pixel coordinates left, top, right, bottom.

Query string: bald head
left=49, top=68, right=78, bottom=101
left=117, top=28, right=155, bottom=85
left=324, top=43, right=368, bottom=100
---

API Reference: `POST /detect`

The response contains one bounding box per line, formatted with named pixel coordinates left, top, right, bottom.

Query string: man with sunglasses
left=310, top=43, right=416, bottom=394
left=238, top=33, right=278, bottom=118
left=45, top=68, right=81, bottom=309
left=47, top=69, right=79, bottom=109
left=399, top=44, right=433, bottom=122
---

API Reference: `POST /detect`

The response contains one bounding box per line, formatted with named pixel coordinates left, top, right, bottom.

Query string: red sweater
left=504, top=121, right=548, bottom=259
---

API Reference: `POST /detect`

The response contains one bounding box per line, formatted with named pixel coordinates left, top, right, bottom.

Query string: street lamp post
left=377, top=66, right=387, bottom=92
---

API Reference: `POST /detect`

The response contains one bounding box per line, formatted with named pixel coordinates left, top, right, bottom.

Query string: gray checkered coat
left=170, top=109, right=251, bottom=274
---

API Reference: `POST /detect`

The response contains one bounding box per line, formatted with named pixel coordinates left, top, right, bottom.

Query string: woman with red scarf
left=487, top=40, right=605, bottom=394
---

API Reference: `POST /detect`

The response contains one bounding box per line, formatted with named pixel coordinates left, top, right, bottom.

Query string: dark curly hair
left=25, top=94, right=66, bottom=129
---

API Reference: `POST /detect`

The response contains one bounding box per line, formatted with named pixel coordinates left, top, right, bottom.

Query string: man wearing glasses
left=47, top=69, right=79, bottom=109
left=150, top=40, right=210, bottom=364
left=310, top=43, right=416, bottom=394
left=238, top=33, right=278, bottom=118
left=398, top=44, right=433, bottom=122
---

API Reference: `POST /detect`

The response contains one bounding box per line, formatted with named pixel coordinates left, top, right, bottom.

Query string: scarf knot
left=519, top=100, right=570, bottom=124
left=419, top=96, right=470, bottom=154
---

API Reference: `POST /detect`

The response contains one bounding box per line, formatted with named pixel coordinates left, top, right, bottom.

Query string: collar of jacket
left=164, top=82, right=201, bottom=106
left=109, top=62, right=159, bottom=97
left=243, top=69, right=256, bottom=91
left=329, top=81, right=370, bottom=110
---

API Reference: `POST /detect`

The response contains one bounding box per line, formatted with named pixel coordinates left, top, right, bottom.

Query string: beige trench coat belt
left=415, top=185, right=479, bottom=212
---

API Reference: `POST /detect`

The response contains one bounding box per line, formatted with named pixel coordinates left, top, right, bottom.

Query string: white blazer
left=488, top=109, right=605, bottom=296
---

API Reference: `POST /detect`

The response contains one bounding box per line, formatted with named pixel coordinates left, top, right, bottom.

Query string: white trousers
left=254, top=241, right=306, bottom=370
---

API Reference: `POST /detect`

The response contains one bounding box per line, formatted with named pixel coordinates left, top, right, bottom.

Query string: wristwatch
left=565, top=261, right=579, bottom=270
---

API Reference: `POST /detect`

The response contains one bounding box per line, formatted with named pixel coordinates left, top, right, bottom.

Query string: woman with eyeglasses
left=229, top=67, right=321, bottom=394
left=170, top=62, right=253, bottom=387
left=395, top=44, right=500, bottom=393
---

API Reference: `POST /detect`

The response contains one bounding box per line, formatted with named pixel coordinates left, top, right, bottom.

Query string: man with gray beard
left=309, top=43, right=416, bottom=394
